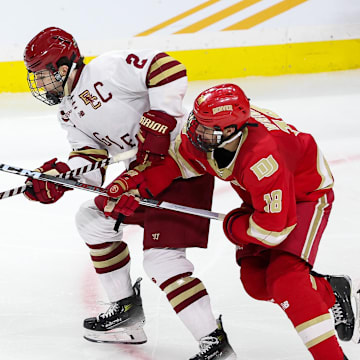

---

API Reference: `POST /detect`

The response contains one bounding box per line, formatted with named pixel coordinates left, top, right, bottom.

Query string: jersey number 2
left=126, top=54, right=148, bottom=69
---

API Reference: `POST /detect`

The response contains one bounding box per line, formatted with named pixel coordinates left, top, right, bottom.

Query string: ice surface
left=0, top=70, right=359, bottom=359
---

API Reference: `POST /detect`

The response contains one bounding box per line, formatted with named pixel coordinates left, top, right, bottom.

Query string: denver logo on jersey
left=250, top=155, right=279, bottom=181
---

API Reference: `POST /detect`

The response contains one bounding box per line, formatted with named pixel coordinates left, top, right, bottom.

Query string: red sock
left=266, top=252, right=344, bottom=360
left=312, top=274, right=336, bottom=309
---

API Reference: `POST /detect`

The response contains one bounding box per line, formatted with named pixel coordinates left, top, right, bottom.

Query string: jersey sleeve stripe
left=69, top=147, right=108, bottom=184
left=148, top=64, right=187, bottom=87
left=147, top=53, right=187, bottom=88
left=247, top=215, right=296, bottom=246
left=149, top=55, right=178, bottom=72
left=68, top=147, right=109, bottom=162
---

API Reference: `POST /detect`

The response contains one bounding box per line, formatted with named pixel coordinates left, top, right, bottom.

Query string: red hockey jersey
left=143, top=105, right=334, bottom=248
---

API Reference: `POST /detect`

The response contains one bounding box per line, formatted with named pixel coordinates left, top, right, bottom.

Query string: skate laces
left=99, top=302, right=121, bottom=320
left=332, top=301, right=346, bottom=326
left=198, top=335, right=220, bottom=355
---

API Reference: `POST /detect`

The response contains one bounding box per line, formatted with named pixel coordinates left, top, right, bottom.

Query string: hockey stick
left=0, top=148, right=137, bottom=200
left=0, top=162, right=225, bottom=221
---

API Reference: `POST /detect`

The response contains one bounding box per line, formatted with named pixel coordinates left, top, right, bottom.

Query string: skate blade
left=351, top=277, right=360, bottom=344
left=84, top=326, right=147, bottom=344
left=225, top=353, right=237, bottom=360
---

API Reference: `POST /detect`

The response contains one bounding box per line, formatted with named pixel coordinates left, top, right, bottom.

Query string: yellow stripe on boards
left=224, top=0, right=308, bottom=30
left=2, top=61, right=29, bottom=93
left=175, top=0, right=262, bottom=34
left=166, top=39, right=360, bottom=80
left=135, top=0, right=221, bottom=36
left=1, top=39, right=360, bottom=93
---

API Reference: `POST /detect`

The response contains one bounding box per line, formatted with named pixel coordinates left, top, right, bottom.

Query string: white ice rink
left=0, top=70, right=359, bottom=359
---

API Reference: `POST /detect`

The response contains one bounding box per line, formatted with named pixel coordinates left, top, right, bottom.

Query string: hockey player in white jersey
left=23, top=27, right=236, bottom=360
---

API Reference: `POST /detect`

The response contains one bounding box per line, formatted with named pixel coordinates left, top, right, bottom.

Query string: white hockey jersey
left=58, top=49, right=188, bottom=185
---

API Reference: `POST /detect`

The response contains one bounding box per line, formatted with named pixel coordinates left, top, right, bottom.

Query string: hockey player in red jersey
left=107, top=83, right=359, bottom=359
left=23, top=28, right=236, bottom=360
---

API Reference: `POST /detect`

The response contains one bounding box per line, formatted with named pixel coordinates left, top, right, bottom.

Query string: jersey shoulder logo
left=250, top=155, right=279, bottom=181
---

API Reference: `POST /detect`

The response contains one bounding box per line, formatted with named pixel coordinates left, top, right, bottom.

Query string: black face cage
left=186, top=112, right=223, bottom=152
left=27, top=69, right=64, bottom=106
left=26, top=51, right=79, bottom=106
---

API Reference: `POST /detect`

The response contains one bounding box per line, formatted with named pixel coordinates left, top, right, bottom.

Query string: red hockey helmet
left=24, top=27, right=81, bottom=105
left=187, top=84, right=250, bottom=152
left=24, top=27, right=81, bottom=73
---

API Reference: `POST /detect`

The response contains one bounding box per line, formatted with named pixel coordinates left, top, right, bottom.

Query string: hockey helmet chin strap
left=218, top=129, right=243, bottom=149
left=217, top=122, right=258, bottom=149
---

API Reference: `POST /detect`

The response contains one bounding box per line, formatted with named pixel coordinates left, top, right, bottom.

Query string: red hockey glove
left=24, top=158, right=71, bottom=204
left=136, top=110, right=177, bottom=164
left=106, top=169, right=150, bottom=199
left=104, top=169, right=152, bottom=229
left=223, top=204, right=253, bottom=243
left=104, top=191, right=140, bottom=218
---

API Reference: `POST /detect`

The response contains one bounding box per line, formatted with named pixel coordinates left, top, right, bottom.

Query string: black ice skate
left=83, top=277, right=146, bottom=344
left=326, top=275, right=355, bottom=342
left=351, top=278, right=360, bottom=344
left=190, top=316, right=236, bottom=360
